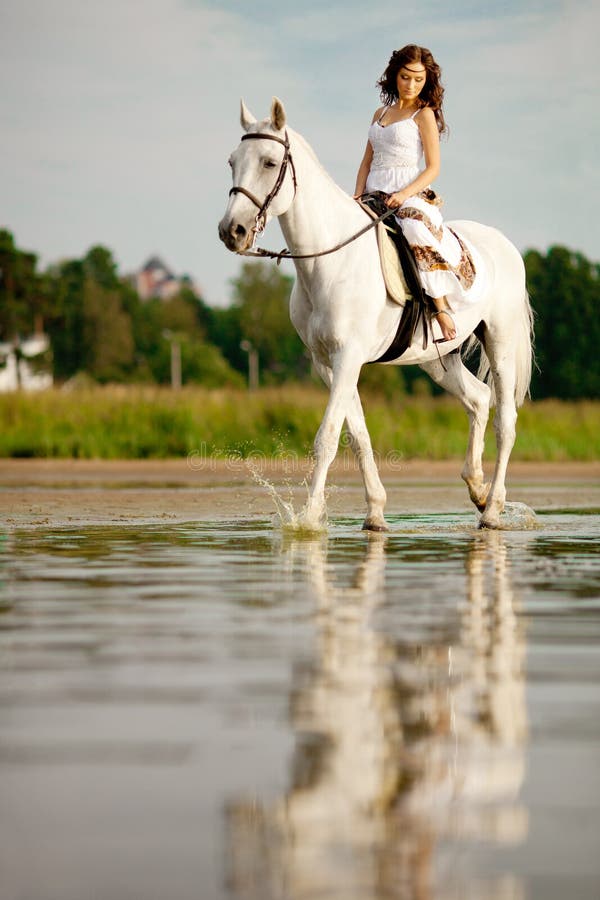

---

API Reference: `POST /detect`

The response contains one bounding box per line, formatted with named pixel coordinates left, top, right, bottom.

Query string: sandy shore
left=1, top=458, right=598, bottom=527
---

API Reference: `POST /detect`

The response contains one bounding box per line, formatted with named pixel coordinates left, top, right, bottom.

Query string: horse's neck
left=279, top=131, right=363, bottom=255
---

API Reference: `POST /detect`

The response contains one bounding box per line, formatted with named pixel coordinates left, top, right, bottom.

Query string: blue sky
left=1, top=0, right=598, bottom=306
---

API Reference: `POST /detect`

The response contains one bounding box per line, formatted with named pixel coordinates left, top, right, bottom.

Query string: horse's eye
left=264, top=160, right=277, bottom=169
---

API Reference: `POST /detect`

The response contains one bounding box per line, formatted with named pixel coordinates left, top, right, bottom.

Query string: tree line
left=0, top=228, right=597, bottom=399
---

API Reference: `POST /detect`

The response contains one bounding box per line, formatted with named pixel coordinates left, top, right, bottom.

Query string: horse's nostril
left=235, top=224, right=247, bottom=237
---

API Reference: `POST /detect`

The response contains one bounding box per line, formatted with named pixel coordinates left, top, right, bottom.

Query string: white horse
left=218, top=98, right=533, bottom=530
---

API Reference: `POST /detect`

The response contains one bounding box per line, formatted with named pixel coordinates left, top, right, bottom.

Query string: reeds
left=0, top=386, right=598, bottom=460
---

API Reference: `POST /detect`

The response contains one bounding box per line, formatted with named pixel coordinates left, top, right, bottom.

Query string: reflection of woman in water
left=354, top=44, right=480, bottom=343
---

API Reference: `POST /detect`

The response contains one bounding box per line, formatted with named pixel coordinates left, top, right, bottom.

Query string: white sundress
left=365, top=108, right=486, bottom=312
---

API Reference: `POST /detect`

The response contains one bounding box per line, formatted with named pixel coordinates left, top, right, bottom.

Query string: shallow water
left=0, top=511, right=599, bottom=900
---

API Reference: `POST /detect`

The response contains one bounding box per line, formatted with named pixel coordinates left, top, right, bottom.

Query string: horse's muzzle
left=218, top=217, right=252, bottom=252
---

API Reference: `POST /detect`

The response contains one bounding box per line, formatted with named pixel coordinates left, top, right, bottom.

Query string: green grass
left=0, top=386, right=598, bottom=460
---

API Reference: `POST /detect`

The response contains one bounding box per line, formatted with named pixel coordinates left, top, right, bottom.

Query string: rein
left=238, top=207, right=398, bottom=264
left=229, top=131, right=397, bottom=263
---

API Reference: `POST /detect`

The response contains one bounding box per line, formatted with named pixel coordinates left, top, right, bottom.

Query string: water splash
left=247, top=461, right=327, bottom=533
left=480, top=502, right=540, bottom=531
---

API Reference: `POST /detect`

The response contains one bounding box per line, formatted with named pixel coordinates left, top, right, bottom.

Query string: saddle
left=357, top=192, right=432, bottom=362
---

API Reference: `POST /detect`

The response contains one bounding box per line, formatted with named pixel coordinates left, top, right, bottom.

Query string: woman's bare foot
left=434, top=309, right=457, bottom=342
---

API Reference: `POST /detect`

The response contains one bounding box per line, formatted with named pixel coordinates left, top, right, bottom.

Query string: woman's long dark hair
left=377, top=44, right=447, bottom=135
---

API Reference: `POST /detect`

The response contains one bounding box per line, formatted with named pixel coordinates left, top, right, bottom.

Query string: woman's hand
left=385, top=191, right=407, bottom=209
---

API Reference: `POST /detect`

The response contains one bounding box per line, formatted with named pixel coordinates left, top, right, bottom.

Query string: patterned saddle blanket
left=357, top=192, right=431, bottom=362
left=357, top=190, right=436, bottom=310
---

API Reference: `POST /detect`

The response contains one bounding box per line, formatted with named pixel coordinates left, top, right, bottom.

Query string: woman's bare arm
left=353, top=108, right=383, bottom=197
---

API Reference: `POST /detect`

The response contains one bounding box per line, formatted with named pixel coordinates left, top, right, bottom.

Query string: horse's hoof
left=294, top=514, right=327, bottom=534
left=478, top=517, right=500, bottom=530
left=469, top=482, right=491, bottom=512
left=479, top=504, right=502, bottom=528
left=362, top=519, right=389, bottom=532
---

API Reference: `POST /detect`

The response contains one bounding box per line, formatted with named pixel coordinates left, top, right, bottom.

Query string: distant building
left=135, top=255, right=199, bottom=301
left=0, top=332, right=53, bottom=392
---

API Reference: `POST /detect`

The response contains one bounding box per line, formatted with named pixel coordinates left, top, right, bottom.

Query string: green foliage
left=0, top=234, right=241, bottom=387
left=45, top=248, right=135, bottom=381
left=81, top=279, right=135, bottom=381
left=358, top=363, right=407, bottom=399
left=205, top=304, right=246, bottom=372
left=150, top=338, right=244, bottom=388
left=525, top=246, right=600, bottom=399
left=159, top=293, right=203, bottom=336
left=512, top=399, right=599, bottom=460
left=45, top=257, right=81, bottom=376
left=226, top=261, right=309, bottom=382
left=2, top=228, right=599, bottom=401
left=0, top=387, right=597, bottom=461
left=0, top=229, right=43, bottom=339
left=82, top=245, right=119, bottom=290
left=136, top=291, right=242, bottom=387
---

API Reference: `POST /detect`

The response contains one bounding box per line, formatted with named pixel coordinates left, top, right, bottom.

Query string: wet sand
left=1, top=458, right=598, bottom=527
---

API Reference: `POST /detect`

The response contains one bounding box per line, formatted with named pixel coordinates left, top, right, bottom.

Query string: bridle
left=228, top=130, right=297, bottom=243
left=227, top=130, right=396, bottom=263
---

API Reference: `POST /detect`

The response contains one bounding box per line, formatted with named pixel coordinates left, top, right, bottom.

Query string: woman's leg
left=395, top=200, right=461, bottom=342
left=431, top=296, right=457, bottom=341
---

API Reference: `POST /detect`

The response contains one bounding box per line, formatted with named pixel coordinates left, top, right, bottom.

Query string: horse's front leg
left=312, top=360, right=388, bottom=531
left=346, top=391, right=389, bottom=531
left=301, top=349, right=363, bottom=530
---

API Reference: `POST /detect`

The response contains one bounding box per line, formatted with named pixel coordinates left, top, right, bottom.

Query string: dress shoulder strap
left=410, top=107, right=421, bottom=120
left=376, top=106, right=389, bottom=124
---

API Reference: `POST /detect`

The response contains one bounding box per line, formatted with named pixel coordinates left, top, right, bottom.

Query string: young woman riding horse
left=219, top=52, right=533, bottom=531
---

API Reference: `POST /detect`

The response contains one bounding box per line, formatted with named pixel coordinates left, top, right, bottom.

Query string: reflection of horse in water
left=226, top=533, right=528, bottom=900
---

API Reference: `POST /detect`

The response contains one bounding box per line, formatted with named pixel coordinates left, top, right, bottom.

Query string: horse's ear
left=240, top=99, right=257, bottom=132
left=270, top=96, right=286, bottom=131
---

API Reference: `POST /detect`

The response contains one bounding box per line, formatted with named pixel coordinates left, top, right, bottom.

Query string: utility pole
left=240, top=340, right=259, bottom=391
left=162, top=330, right=182, bottom=390
left=170, top=339, right=181, bottom=390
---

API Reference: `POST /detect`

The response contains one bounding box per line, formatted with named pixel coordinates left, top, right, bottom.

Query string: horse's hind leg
left=313, top=360, right=388, bottom=531
left=419, top=352, right=492, bottom=510
left=477, top=340, right=518, bottom=528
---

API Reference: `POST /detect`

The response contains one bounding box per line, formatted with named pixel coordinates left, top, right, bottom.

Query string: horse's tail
left=464, top=289, right=535, bottom=408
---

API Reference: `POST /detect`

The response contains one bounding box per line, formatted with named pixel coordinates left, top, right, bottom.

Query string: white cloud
left=0, top=0, right=303, bottom=303
left=438, top=0, right=599, bottom=250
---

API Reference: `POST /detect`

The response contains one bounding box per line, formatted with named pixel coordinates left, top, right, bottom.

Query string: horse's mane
left=246, top=116, right=356, bottom=206
left=288, top=128, right=319, bottom=163
left=288, top=127, right=351, bottom=197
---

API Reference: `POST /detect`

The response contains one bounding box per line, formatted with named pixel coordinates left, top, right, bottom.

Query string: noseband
left=228, top=131, right=297, bottom=240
